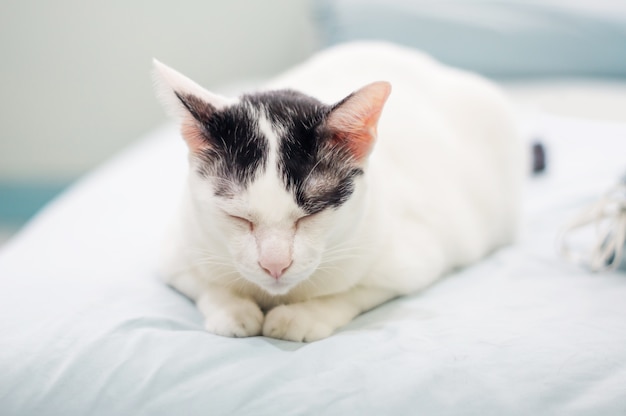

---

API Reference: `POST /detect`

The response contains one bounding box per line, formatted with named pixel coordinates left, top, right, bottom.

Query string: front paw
left=263, top=303, right=335, bottom=342
left=203, top=299, right=264, bottom=338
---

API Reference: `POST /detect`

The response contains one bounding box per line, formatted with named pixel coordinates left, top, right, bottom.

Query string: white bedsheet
left=0, top=114, right=625, bottom=415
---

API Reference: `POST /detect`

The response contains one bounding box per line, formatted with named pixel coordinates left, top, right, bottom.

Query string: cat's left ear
left=326, top=81, right=392, bottom=162
left=152, top=59, right=233, bottom=152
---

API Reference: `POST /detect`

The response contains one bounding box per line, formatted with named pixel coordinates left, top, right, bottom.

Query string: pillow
left=314, top=0, right=626, bottom=78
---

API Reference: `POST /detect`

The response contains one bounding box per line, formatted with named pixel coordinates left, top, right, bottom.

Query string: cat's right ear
left=152, top=59, right=233, bottom=152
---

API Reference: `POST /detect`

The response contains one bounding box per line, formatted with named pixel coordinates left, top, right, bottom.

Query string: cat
left=154, top=42, right=524, bottom=342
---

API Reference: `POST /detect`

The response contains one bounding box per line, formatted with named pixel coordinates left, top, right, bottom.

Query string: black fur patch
left=178, top=89, right=363, bottom=211
left=244, top=90, right=363, bottom=214
left=177, top=93, right=269, bottom=196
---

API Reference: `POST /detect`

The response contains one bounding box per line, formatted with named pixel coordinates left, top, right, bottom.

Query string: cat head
left=154, top=60, right=390, bottom=296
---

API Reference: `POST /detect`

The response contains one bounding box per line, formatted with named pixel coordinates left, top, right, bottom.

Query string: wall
left=0, top=0, right=317, bottom=231
left=0, top=0, right=317, bottom=183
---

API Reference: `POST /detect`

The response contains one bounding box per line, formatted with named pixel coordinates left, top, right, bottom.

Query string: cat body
left=155, top=42, right=523, bottom=341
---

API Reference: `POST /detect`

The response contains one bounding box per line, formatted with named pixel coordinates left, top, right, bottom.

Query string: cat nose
left=259, top=258, right=292, bottom=280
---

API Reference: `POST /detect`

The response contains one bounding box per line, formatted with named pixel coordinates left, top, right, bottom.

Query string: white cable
left=559, top=175, right=626, bottom=272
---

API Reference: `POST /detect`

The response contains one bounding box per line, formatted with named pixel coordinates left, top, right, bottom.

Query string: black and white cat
left=154, top=42, right=523, bottom=342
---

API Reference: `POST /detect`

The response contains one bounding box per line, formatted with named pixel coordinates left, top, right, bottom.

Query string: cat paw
left=203, top=300, right=264, bottom=338
left=263, top=303, right=334, bottom=342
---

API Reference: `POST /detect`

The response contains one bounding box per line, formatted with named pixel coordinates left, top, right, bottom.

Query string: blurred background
left=0, top=0, right=317, bottom=241
left=1, top=0, right=625, bottom=243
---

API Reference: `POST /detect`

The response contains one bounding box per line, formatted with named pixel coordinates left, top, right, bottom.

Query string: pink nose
left=259, top=258, right=292, bottom=280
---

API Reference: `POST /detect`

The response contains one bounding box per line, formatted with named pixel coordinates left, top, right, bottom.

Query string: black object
left=532, top=141, right=546, bottom=174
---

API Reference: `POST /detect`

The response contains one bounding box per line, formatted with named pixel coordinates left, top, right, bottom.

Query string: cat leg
left=194, top=284, right=265, bottom=338
left=168, top=272, right=264, bottom=338
left=263, top=286, right=397, bottom=342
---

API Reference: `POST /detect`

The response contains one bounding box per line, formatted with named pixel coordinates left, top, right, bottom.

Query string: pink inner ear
left=327, top=81, right=392, bottom=161
left=180, top=114, right=209, bottom=153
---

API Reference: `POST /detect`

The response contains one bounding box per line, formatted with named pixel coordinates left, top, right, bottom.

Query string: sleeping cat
left=154, top=42, right=523, bottom=342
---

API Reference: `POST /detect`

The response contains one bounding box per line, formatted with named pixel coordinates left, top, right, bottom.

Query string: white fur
left=157, top=42, right=524, bottom=342
left=152, top=59, right=235, bottom=118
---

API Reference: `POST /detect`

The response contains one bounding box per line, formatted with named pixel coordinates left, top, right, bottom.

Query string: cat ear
left=152, top=59, right=233, bottom=152
left=326, top=81, right=392, bottom=162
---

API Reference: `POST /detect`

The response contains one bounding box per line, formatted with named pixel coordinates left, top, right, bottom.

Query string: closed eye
left=296, top=212, right=320, bottom=227
left=227, top=214, right=254, bottom=231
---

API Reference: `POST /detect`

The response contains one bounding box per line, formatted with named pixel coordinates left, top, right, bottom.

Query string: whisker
left=324, top=243, right=373, bottom=257
left=224, top=275, right=250, bottom=292
left=214, top=270, right=244, bottom=283
left=319, top=254, right=366, bottom=264
left=188, top=248, right=231, bottom=259
left=315, top=265, right=343, bottom=274
left=192, top=259, right=234, bottom=268
left=303, top=277, right=321, bottom=292
left=323, top=249, right=368, bottom=258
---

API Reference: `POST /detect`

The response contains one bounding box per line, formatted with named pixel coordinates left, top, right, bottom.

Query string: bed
left=1, top=93, right=625, bottom=415
left=2, top=2, right=626, bottom=415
